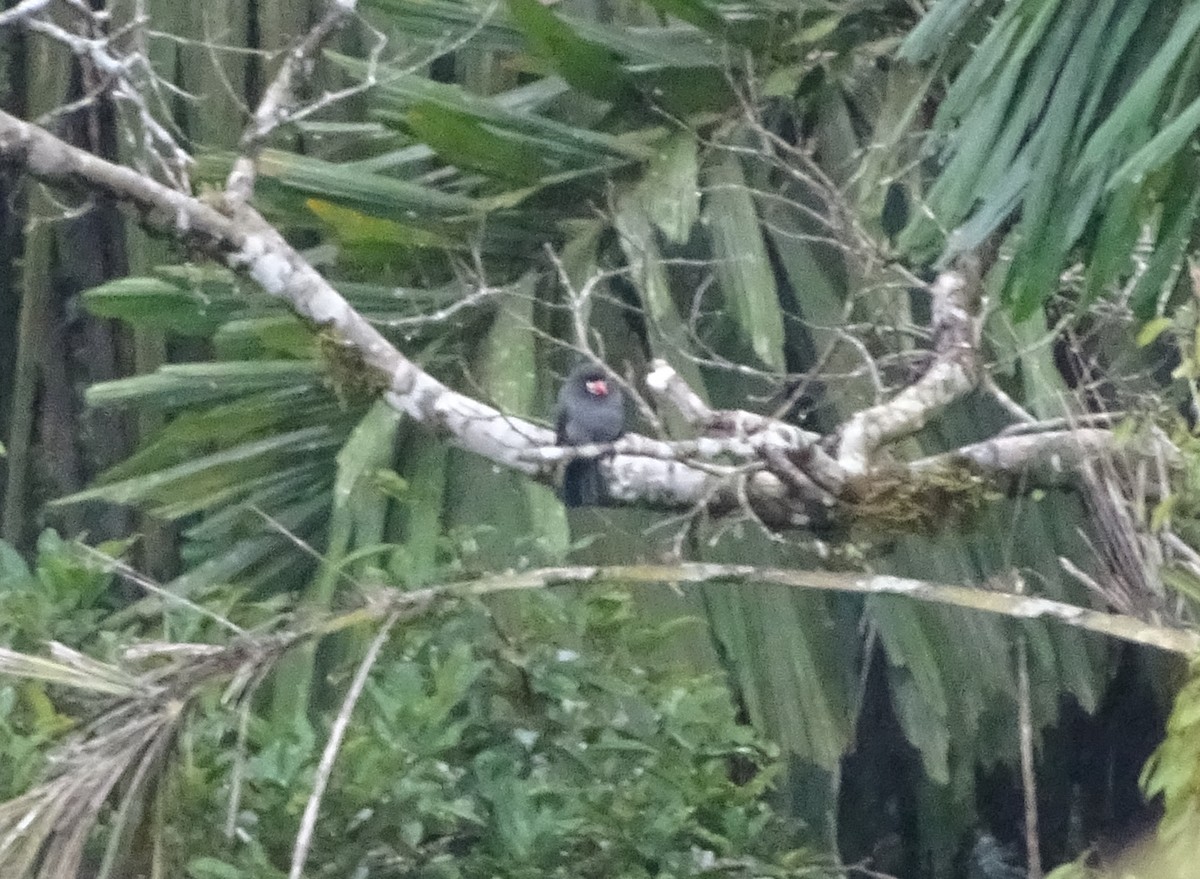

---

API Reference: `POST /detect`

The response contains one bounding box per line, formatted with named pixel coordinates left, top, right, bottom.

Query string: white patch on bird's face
left=585, top=379, right=608, bottom=397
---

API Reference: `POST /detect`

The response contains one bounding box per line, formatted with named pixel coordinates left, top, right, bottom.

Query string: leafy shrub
left=175, top=591, right=829, bottom=878
left=0, top=535, right=833, bottom=878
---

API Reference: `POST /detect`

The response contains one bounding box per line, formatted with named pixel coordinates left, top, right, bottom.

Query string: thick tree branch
left=0, top=109, right=736, bottom=513
left=0, top=106, right=1177, bottom=532
left=0, top=0, right=53, bottom=28
left=835, top=256, right=983, bottom=474
left=911, top=427, right=1178, bottom=488
left=4, top=0, right=192, bottom=187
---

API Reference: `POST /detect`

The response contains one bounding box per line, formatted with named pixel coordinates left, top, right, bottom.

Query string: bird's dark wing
left=554, top=403, right=568, bottom=444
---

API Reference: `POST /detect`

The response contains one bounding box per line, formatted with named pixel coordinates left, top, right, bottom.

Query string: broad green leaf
left=404, top=101, right=625, bottom=186
left=1111, top=93, right=1200, bottom=189
left=986, top=307, right=1071, bottom=420
left=213, top=316, right=317, bottom=360
left=1130, top=158, right=1200, bottom=319
left=506, top=0, right=633, bottom=103
left=702, top=147, right=785, bottom=372
left=761, top=185, right=872, bottom=421
left=93, top=387, right=341, bottom=484
left=635, top=131, right=699, bottom=245
left=307, top=198, right=462, bottom=250
left=640, top=0, right=723, bottom=35
left=478, top=274, right=539, bottom=417
left=1083, top=177, right=1145, bottom=304
left=568, top=16, right=741, bottom=67
left=389, top=432, right=449, bottom=587
left=614, top=188, right=708, bottom=431
left=1003, top=0, right=1117, bottom=315
left=0, top=539, right=30, bottom=583
left=361, top=0, right=527, bottom=52
left=868, top=596, right=949, bottom=723
left=182, top=463, right=329, bottom=543
left=83, top=277, right=242, bottom=335
left=704, top=584, right=853, bottom=771
left=445, top=274, right=563, bottom=568
left=54, top=426, right=343, bottom=509
left=168, top=496, right=328, bottom=597
left=335, top=399, right=404, bottom=513
left=926, top=2, right=1087, bottom=259
left=891, top=671, right=951, bottom=783
left=1077, top=4, right=1200, bottom=173
left=930, top=10, right=1026, bottom=127
left=185, top=857, right=243, bottom=879
left=340, top=60, right=646, bottom=163
left=1138, top=317, right=1175, bottom=348
left=86, top=362, right=324, bottom=410
left=257, top=149, right=481, bottom=217
left=899, top=0, right=997, bottom=62
left=626, top=63, right=736, bottom=115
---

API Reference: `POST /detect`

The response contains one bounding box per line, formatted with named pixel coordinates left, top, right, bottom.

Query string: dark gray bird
left=555, top=363, right=625, bottom=507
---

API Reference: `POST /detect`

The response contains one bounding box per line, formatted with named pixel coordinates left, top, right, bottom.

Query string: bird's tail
left=561, top=458, right=605, bottom=507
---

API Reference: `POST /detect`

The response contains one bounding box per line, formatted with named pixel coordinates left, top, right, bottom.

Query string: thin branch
left=226, top=0, right=363, bottom=204
left=289, top=610, right=400, bottom=879
left=0, top=0, right=53, bottom=29
left=1017, top=634, right=1043, bottom=879
left=73, top=543, right=245, bottom=635
left=325, top=564, right=1197, bottom=656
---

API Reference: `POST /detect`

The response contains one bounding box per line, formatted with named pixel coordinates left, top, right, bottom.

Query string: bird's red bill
left=585, top=379, right=609, bottom=397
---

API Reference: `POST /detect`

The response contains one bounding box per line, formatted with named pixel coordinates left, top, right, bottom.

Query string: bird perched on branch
left=555, top=363, right=626, bottom=507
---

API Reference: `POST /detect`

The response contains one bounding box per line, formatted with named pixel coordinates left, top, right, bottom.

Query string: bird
left=555, top=363, right=626, bottom=507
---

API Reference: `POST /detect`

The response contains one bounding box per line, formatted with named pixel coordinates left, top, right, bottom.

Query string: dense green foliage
left=8, top=0, right=1200, bottom=876
left=0, top=533, right=830, bottom=879
left=188, top=598, right=809, bottom=879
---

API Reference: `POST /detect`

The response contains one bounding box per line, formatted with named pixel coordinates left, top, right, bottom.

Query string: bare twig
left=289, top=610, right=401, bottom=879
left=19, top=6, right=192, bottom=187
left=226, top=0, right=365, bottom=204
left=1013, top=576, right=1043, bottom=879
left=73, top=543, right=245, bottom=635
left=223, top=665, right=272, bottom=841
left=1017, top=639, right=1042, bottom=879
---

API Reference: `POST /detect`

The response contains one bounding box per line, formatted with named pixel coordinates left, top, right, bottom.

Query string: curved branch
left=835, top=254, right=984, bottom=473
left=0, top=0, right=53, bottom=28
left=912, top=427, right=1178, bottom=489
left=439, top=564, right=1199, bottom=656
left=0, top=110, right=736, bottom=512
left=0, top=109, right=1177, bottom=531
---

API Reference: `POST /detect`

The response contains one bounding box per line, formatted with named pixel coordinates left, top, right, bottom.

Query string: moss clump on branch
left=840, top=463, right=999, bottom=534
left=318, top=329, right=391, bottom=408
